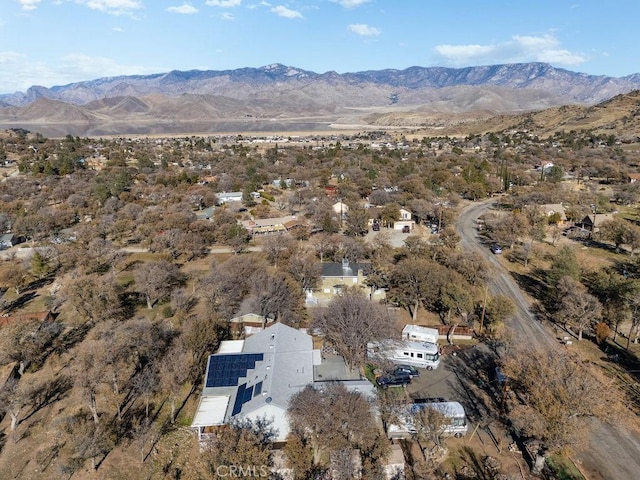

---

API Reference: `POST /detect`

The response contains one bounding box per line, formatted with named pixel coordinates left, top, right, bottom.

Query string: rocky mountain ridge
left=3, top=62, right=639, bottom=107
left=1, top=62, right=640, bottom=137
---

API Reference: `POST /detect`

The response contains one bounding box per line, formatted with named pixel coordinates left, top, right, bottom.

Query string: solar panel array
left=232, top=383, right=255, bottom=416
left=205, top=353, right=264, bottom=388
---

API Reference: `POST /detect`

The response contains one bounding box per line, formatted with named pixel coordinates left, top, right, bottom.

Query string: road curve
left=456, top=199, right=640, bottom=480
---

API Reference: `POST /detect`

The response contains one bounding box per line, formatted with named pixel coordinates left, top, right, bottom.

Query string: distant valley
left=1, top=62, right=640, bottom=137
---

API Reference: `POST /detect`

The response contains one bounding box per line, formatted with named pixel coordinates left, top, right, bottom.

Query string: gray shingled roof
left=198, top=323, right=314, bottom=427
left=321, top=261, right=371, bottom=278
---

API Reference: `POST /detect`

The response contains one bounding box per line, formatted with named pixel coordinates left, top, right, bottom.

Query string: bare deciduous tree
left=312, top=288, right=396, bottom=367
left=389, top=258, right=436, bottom=322
left=555, top=276, right=603, bottom=340
left=199, top=255, right=264, bottom=317
left=503, top=343, right=615, bottom=453
left=159, top=344, right=191, bottom=423
left=0, top=262, right=30, bottom=295
left=0, top=377, right=28, bottom=432
left=180, top=314, right=226, bottom=383
left=262, top=233, right=297, bottom=267
left=0, top=318, right=63, bottom=375
left=310, top=232, right=341, bottom=263
left=287, top=383, right=387, bottom=476
left=286, top=251, right=322, bottom=293
left=62, top=272, right=124, bottom=324
left=202, top=417, right=276, bottom=478
left=58, top=414, right=116, bottom=471
left=73, top=340, right=104, bottom=424
left=411, top=405, right=450, bottom=466
left=243, top=271, right=305, bottom=326
left=134, top=260, right=185, bottom=309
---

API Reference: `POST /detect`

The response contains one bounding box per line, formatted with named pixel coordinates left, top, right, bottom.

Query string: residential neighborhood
left=0, top=125, right=640, bottom=480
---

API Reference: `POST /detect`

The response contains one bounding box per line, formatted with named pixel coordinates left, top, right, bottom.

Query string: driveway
left=405, top=355, right=461, bottom=401
left=364, top=225, right=430, bottom=248
left=456, top=199, right=640, bottom=480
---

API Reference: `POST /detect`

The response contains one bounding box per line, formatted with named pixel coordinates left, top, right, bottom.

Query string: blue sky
left=1, top=0, right=638, bottom=94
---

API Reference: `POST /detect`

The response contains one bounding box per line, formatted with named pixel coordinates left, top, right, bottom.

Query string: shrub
left=594, top=322, right=611, bottom=345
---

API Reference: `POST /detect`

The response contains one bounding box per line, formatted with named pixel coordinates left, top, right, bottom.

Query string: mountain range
left=1, top=62, right=640, bottom=137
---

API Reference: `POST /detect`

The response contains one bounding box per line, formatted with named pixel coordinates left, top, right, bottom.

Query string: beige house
left=393, top=207, right=415, bottom=231
left=398, top=207, right=413, bottom=221
left=540, top=203, right=567, bottom=225
left=332, top=201, right=349, bottom=219
left=318, top=259, right=385, bottom=301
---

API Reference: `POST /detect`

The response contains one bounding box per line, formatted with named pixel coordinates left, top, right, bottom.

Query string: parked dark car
left=372, top=222, right=380, bottom=231
left=376, top=372, right=412, bottom=389
left=402, top=225, right=411, bottom=233
left=392, top=364, right=420, bottom=378
left=490, top=243, right=503, bottom=254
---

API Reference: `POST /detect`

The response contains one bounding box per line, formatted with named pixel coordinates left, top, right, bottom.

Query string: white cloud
left=18, top=0, right=41, bottom=11
left=0, top=51, right=24, bottom=65
left=271, top=5, right=303, bottom=18
left=330, top=0, right=370, bottom=8
left=348, top=23, right=380, bottom=36
left=0, top=52, right=161, bottom=93
left=205, top=0, right=241, bottom=6
left=59, top=53, right=150, bottom=78
left=167, top=3, right=198, bottom=14
left=537, top=49, right=586, bottom=65
left=221, top=12, right=234, bottom=20
left=433, top=34, right=586, bottom=67
left=74, top=0, right=143, bottom=16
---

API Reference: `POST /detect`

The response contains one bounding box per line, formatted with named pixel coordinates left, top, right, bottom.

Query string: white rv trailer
left=402, top=324, right=439, bottom=344
left=367, top=339, right=440, bottom=370
left=387, top=401, right=468, bottom=439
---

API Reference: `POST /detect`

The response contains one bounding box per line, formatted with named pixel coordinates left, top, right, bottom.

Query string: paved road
left=456, top=199, right=640, bottom=480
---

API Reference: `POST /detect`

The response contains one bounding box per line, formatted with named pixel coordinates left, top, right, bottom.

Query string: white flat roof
left=192, top=395, right=230, bottom=427
left=217, top=340, right=245, bottom=353
left=402, top=325, right=439, bottom=341
left=312, top=349, right=322, bottom=366
left=402, top=324, right=439, bottom=335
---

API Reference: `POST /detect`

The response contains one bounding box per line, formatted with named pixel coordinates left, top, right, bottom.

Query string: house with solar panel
left=192, top=322, right=317, bottom=443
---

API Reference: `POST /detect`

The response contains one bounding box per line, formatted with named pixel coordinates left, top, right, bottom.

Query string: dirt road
left=456, top=199, right=557, bottom=351
left=456, top=199, right=640, bottom=480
